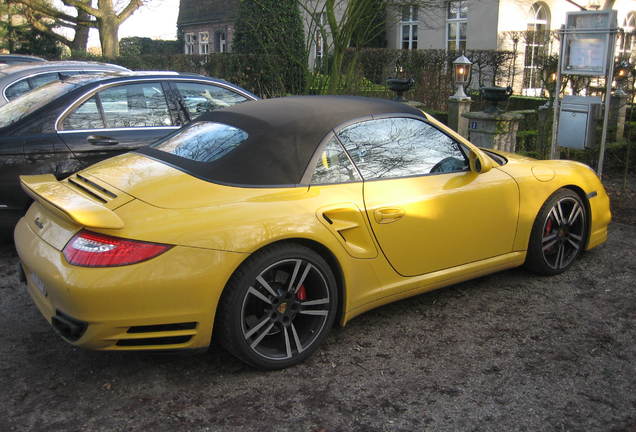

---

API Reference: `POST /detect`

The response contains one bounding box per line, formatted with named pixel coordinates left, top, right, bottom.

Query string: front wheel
left=216, top=243, right=338, bottom=369
left=525, top=188, right=587, bottom=275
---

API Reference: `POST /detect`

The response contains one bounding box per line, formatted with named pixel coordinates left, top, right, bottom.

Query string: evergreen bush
left=119, top=37, right=181, bottom=57
left=233, top=0, right=307, bottom=95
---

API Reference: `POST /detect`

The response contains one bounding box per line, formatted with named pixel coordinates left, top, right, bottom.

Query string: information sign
left=561, top=10, right=617, bottom=76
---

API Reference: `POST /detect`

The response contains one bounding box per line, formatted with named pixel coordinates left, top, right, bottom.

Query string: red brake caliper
left=545, top=218, right=553, bottom=235
left=297, top=285, right=307, bottom=301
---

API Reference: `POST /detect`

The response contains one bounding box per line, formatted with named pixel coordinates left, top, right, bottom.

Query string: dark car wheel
left=216, top=243, right=338, bottom=369
left=525, top=188, right=587, bottom=276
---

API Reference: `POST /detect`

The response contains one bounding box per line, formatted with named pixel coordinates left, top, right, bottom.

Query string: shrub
left=342, top=48, right=515, bottom=111
left=233, top=0, right=307, bottom=94
left=67, top=46, right=518, bottom=106
left=119, top=37, right=181, bottom=56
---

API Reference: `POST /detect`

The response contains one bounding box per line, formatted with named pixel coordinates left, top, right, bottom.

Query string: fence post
left=537, top=104, right=553, bottom=158
left=448, top=97, right=472, bottom=138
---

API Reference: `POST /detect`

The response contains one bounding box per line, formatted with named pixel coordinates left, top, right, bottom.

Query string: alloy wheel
left=541, top=196, right=586, bottom=271
left=240, top=258, right=331, bottom=361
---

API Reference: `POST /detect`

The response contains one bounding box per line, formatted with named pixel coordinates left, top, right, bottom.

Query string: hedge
left=70, top=53, right=296, bottom=98
left=70, top=47, right=518, bottom=109
left=342, top=48, right=515, bottom=111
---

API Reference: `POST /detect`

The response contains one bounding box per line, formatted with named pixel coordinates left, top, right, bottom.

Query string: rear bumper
left=15, top=217, right=247, bottom=351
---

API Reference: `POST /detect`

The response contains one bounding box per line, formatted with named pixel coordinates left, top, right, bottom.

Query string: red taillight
left=63, top=230, right=172, bottom=267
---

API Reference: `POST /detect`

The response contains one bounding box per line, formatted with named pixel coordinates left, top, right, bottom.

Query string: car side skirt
left=342, top=251, right=526, bottom=325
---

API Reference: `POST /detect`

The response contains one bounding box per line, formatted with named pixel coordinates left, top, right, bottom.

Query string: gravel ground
left=605, top=174, right=636, bottom=226
left=0, top=223, right=634, bottom=432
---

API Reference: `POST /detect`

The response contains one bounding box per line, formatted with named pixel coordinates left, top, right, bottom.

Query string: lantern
left=615, top=60, right=630, bottom=81
left=452, top=55, right=472, bottom=99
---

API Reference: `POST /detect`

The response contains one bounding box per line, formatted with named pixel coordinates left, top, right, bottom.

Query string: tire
left=525, top=188, right=587, bottom=276
left=216, top=243, right=338, bottom=370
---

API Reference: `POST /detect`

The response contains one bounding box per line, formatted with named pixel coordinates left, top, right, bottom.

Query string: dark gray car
left=0, top=71, right=258, bottom=232
left=0, top=54, right=46, bottom=66
left=0, top=61, right=129, bottom=107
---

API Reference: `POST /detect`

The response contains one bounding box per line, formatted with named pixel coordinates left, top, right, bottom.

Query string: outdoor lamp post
left=615, top=60, right=630, bottom=81
left=614, top=60, right=631, bottom=97
left=607, top=59, right=632, bottom=140
left=452, top=55, right=472, bottom=99
left=449, top=55, right=472, bottom=138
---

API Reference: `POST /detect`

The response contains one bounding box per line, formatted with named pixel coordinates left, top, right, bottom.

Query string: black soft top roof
left=138, top=96, right=425, bottom=186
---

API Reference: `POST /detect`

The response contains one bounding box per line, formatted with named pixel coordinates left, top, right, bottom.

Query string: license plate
left=31, top=273, right=48, bottom=297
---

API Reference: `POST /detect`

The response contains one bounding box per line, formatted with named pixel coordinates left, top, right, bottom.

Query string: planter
left=480, top=86, right=513, bottom=113
left=387, top=78, right=414, bottom=102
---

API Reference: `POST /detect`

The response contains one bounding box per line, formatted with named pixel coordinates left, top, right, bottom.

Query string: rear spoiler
left=20, top=174, right=124, bottom=229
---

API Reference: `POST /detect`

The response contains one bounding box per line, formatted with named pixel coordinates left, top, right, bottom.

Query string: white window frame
left=446, top=0, right=467, bottom=52
left=215, top=31, right=227, bottom=53
left=185, top=32, right=197, bottom=55
left=523, top=2, right=550, bottom=96
left=314, top=12, right=327, bottom=61
left=617, top=12, right=635, bottom=61
left=199, top=32, right=209, bottom=55
left=400, top=6, right=418, bottom=50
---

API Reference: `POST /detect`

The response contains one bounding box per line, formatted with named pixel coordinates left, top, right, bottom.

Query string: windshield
left=0, top=80, right=78, bottom=129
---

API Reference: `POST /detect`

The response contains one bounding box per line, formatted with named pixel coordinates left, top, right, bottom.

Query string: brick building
left=177, top=0, right=238, bottom=54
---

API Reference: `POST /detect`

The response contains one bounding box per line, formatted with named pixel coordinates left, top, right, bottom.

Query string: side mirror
left=468, top=149, right=492, bottom=174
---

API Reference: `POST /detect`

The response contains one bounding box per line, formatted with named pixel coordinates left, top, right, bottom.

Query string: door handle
left=87, top=135, right=119, bottom=146
left=374, top=207, right=405, bottom=224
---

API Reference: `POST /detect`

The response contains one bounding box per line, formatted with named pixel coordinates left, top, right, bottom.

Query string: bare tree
left=13, top=0, right=146, bottom=57
left=9, top=0, right=92, bottom=55
left=299, top=0, right=445, bottom=93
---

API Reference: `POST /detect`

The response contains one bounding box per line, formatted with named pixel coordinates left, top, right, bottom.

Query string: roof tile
left=177, top=0, right=239, bottom=26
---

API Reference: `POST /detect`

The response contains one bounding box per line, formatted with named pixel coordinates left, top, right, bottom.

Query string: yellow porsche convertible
left=15, top=96, right=611, bottom=369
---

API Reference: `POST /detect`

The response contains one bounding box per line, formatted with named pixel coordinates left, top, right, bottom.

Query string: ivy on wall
left=233, top=0, right=307, bottom=95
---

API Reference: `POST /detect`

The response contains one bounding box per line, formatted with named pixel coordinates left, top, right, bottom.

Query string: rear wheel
left=216, top=243, right=337, bottom=369
left=525, top=188, right=587, bottom=275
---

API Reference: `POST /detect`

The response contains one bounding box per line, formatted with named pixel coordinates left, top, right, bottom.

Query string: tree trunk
left=328, top=48, right=344, bottom=93
left=98, top=16, right=119, bottom=57
left=7, top=8, right=16, bottom=53
left=602, top=0, right=616, bottom=10
left=71, top=7, right=90, bottom=55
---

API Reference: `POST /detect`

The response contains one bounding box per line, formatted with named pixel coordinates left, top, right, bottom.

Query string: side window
left=58, top=70, right=87, bottom=79
left=5, top=79, right=31, bottom=100
left=59, top=71, right=108, bottom=80
left=98, top=82, right=173, bottom=128
left=174, top=82, right=248, bottom=116
left=310, top=135, right=361, bottom=185
left=82, top=70, right=109, bottom=76
left=62, top=96, right=105, bottom=130
left=29, top=72, right=60, bottom=89
left=58, top=71, right=82, bottom=80
left=337, top=117, right=468, bottom=180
